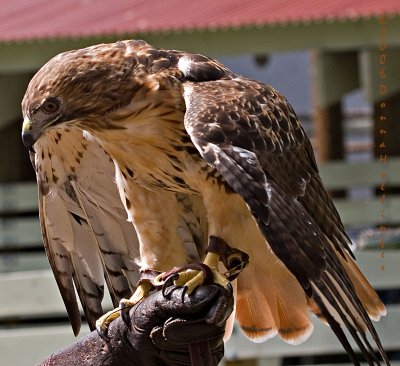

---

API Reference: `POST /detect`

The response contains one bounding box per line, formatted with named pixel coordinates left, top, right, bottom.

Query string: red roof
left=0, top=0, right=399, bottom=43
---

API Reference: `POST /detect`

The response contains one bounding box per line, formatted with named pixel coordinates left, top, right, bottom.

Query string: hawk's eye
left=42, top=98, right=60, bottom=114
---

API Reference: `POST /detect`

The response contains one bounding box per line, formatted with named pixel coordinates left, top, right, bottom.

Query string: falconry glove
left=38, top=284, right=233, bottom=366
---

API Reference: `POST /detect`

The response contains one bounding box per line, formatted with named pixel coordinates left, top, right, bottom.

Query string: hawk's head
left=21, top=40, right=150, bottom=151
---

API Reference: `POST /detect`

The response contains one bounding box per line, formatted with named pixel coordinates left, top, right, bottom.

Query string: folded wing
left=183, top=78, right=388, bottom=366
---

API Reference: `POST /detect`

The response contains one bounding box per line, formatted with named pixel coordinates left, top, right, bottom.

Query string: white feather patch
left=82, top=130, right=95, bottom=142
left=178, top=56, right=193, bottom=77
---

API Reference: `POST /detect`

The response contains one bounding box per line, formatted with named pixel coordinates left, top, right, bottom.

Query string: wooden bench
left=1, top=157, right=399, bottom=365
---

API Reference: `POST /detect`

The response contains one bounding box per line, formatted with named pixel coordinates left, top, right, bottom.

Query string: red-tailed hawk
left=22, top=40, right=388, bottom=365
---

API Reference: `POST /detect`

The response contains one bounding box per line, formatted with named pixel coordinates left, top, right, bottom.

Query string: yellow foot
left=173, top=252, right=230, bottom=295
left=96, top=281, right=152, bottom=340
left=156, top=250, right=232, bottom=302
left=155, top=237, right=248, bottom=301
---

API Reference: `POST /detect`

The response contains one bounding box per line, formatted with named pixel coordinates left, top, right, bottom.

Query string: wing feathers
left=34, top=128, right=141, bottom=332
left=72, top=181, right=139, bottom=305
left=34, top=126, right=208, bottom=333
left=184, top=79, right=388, bottom=364
left=340, top=251, right=387, bottom=321
left=39, top=187, right=87, bottom=335
left=312, top=284, right=361, bottom=366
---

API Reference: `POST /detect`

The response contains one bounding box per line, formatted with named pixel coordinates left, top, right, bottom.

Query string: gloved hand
left=38, top=284, right=233, bottom=366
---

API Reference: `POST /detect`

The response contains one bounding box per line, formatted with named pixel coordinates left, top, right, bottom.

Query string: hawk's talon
left=96, top=307, right=121, bottom=341
left=180, top=270, right=205, bottom=295
left=162, top=273, right=180, bottom=298
left=95, top=282, right=152, bottom=338
left=154, top=267, right=181, bottom=286
left=158, top=245, right=237, bottom=301
left=158, top=239, right=247, bottom=301
left=160, top=267, right=208, bottom=299
left=96, top=325, right=111, bottom=342
left=119, top=301, right=132, bottom=328
left=181, top=285, right=188, bottom=302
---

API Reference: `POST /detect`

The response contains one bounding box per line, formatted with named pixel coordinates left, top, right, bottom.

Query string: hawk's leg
left=96, top=281, right=152, bottom=339
left=159, top=236, right=249, bottom=297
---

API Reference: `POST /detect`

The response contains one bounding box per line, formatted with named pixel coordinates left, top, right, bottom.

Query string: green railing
left=0, top=158, right=399, bottom=365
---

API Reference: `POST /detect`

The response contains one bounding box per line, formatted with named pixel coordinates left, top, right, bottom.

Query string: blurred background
left=0, top=0, right=399, bottom=365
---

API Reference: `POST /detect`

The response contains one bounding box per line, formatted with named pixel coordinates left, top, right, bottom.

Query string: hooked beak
left=21, top=118, right=36, bottom=153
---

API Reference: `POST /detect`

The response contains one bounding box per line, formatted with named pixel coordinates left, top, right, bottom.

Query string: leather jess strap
left=207, top=236, right=249, bottom=281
